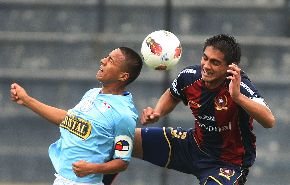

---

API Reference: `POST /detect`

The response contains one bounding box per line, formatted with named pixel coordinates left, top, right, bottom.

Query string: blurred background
left=0, top=0, right=289, bottom=184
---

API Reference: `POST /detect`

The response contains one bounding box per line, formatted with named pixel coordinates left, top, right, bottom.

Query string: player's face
left=96, top=48, right=128, bottom=85
left=201, top=46, right=229, bottom=89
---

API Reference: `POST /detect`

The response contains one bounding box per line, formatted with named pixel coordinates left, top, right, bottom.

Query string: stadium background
left=0, top=0, right=289, bottom=184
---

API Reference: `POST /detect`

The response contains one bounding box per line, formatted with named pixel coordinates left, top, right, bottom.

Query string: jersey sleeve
left=170, top=65, right=200, bottom=104
left=240, top=74, right=268, bottom=107
left=113, top=115, right=136, bottom=162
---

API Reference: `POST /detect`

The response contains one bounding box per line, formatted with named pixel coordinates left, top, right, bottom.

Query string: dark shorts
left=141, top=127, right=248, bottom=185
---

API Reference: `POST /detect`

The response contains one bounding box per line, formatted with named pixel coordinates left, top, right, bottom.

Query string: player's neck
left=101, top=85, right=126, bottom=95
left=204, top=79, right=226, bottom=90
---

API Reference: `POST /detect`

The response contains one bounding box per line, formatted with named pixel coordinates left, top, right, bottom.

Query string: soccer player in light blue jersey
left=10, top=47, right=143, bottom=185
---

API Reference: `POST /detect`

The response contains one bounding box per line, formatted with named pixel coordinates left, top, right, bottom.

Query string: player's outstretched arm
left=72, top=159, right=128, bottom=177
left=10, top=83, right=67, bottom=125
left=141, top=89, right=180, bottom=125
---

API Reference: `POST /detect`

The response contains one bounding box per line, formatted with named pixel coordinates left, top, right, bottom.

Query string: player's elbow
left=268, top=115, right=276, bottom=128
left=262, top=115, right=276, bottom=128
left=119, top=162, right=129, bottom=172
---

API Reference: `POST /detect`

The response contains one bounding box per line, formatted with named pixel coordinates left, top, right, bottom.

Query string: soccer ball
left=141, top=30, right=182, bottom=70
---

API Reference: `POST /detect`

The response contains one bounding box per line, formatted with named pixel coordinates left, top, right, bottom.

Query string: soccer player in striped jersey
left=136, top=34, right=275, bottom=185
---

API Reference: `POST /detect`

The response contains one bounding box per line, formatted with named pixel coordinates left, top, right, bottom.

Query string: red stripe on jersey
left=214, top=87, right=245, bottom=165
left=184, top=80, right=251, bottom=166
left=183, top=80, right=204, bottom=146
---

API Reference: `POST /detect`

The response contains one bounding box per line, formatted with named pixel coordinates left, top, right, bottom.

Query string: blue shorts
left=141, top=127, right=249, bottom=185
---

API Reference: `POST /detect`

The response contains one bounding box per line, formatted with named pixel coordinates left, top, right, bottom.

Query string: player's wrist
left=22, top=95, right=33, bottom=107
left=232, top=93, right=245, bottom=104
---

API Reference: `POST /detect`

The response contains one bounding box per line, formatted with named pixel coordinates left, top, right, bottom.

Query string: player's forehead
left=109, top=48, right=125, bottom=62
left=204, top=46, right=226, bottom=63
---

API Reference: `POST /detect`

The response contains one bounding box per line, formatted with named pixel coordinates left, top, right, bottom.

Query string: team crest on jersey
left=115, top=140, right=129, bottom=151
left=219, top=168, right=235, bottom=180
left=60, top=114, right=92, bottom=140
left=214, top=95, right=228, bottom=110
left=114, top=135, right=132, bottom=157
left=99, top=101, right=111, bottom=113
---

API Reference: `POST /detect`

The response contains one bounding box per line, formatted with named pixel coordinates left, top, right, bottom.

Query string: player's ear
left=119, top=72, right=129, bottom=82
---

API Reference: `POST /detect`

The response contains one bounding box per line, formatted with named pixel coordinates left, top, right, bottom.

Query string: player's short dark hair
left=203, top=34, right=241, bottom=65
left=119, top=47, right=143, bottom=85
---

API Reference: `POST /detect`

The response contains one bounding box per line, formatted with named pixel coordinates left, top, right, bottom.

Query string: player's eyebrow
left=107, top=54, right=116, bottom=63
left=203, top=52, right=223, bottom=64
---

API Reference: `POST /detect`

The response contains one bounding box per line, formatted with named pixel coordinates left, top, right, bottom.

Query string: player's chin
left=96, top=74, right=103, bottom=81
left=201, top=74, right=213, bottom=82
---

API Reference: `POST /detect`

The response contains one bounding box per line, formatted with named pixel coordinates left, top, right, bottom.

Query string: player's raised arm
left=10, top=83, right=67, bottom=125
left=232, top=93, right=275, bottom=128
left=141, top=89, right=180, bottom=125
left=227, top=64, right=275, bottom=128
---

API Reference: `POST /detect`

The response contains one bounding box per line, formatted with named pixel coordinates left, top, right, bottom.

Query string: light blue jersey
left=48, top=88, right=138, bottom=183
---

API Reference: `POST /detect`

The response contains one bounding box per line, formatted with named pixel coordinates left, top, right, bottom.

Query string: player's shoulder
left=239, top=71, right=260, bottom=97
left=119, top=104, right=138, bottom=120
left=113, top=98, right=138, bottom=123
left=175, top=64, right=201, bottom=84
left=80, top=88, right=101, bottom=100
left=84, top=88, right=101, bottom=96
left=178, top=65, right=201, bottom=77
left=115, top=112, right=137, bottom=129
left=240, top=70, right=251, bottom=81
left=240, top=70, right=254, bottom=86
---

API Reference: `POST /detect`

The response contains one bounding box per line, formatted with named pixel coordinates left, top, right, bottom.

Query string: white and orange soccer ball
left=141, top=30, right=182, bottom=70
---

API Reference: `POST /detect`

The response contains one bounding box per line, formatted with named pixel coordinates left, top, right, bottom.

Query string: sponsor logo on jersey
left=114, top=135, right=132, bottom=157
left=169, top=127, right=187, bottom=139
left=219, top=168, right=235, bottom=180
left=198, top=115, right=215, bottom=122
left=240, top=82, right=256, bottom=96
left=214, top=95, right=228, bottom=110
left=171, top=78, right=180, bottom=95
left=179, top=68, right=196, bottom=75
left=60, top=114, right=92, bottom=140
left=197, top=121, right=232, bottom=132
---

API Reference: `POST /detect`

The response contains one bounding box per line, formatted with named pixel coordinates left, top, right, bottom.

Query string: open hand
left=227, top=63, right=242, bottom=101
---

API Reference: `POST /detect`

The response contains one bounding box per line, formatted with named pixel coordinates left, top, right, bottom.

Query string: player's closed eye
left=101, top=56, right=114, bottom=65
left=211, top=60, right=221, bottom=66
left=107, top=56, right=115, bottom=64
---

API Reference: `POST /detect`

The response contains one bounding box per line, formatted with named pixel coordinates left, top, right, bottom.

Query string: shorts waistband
left=54, top=174, right=104, bottom=185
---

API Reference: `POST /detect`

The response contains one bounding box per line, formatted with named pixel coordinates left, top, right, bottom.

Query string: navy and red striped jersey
left=170, top=65, right=267, bottom=167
